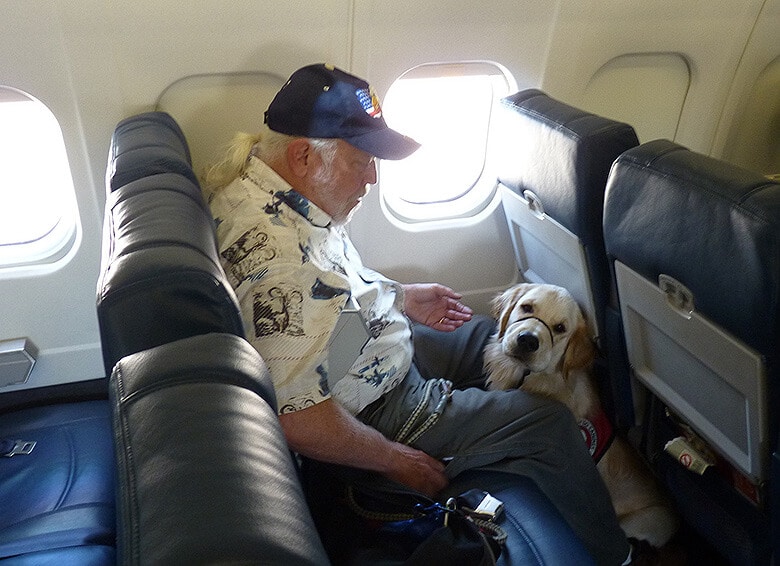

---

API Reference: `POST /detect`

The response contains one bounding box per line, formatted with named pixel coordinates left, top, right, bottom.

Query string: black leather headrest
left=107, top=111, right=197, bottom=191
left=98, top=112, right=244, bottom=375
left=97, top=172, right=244, bottom=375
left=497, top=89, right=639, bottom=242
left=604, top=139, right=780, bottom=355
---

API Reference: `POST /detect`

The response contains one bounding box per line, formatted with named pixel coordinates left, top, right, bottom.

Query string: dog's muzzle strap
left=514, top=316, right=555, bottom=346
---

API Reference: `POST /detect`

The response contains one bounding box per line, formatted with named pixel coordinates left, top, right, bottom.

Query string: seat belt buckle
left=472, top=492, right=504, bottom=521
left=2, top=440, right=37, bottom=457
left=457, top=489, right=504, bottom=521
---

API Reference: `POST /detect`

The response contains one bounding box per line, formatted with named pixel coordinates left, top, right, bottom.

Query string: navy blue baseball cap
left=264, top=64, right=420, bottom=160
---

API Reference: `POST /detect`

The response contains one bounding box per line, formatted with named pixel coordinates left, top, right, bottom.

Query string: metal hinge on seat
left=659, top=274, right=694, bottom=318
left=523, top=189, right=546, bottom=220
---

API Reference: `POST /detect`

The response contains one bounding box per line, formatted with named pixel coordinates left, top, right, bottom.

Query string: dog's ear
left=491, top=284, right=531, bottom=338
left=561, top=318, right=596, bottom=379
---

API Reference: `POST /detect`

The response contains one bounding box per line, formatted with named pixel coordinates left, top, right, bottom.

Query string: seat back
left=604, top=139, right=780, bottom=563
left=97, top=112, right=244, bottom=376
left=496, top=89, right=639, bottom=345
left=604, top=138, right=780, bottom=480
left=496, top=90, right=639, bottom=424
left=100, top=112, right=328, bottom=565
left=110, top=332, right=328, bottom=565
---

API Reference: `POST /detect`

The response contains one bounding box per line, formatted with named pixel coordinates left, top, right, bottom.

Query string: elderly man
left=205, top=64, right=634, bottom=565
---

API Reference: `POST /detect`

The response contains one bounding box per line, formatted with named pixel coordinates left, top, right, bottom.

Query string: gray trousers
left=358, top=316, right=630, bottom=566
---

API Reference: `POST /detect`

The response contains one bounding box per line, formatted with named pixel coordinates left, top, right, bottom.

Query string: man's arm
left=279, top=398, right=448, bottom=497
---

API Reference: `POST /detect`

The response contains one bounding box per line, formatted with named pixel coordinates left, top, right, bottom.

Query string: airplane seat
left=0, top=114, right=192, bottom=566
left=109, top=332, right=329, bottom=565
left=0, top=401, right=116, bottom=565
left=99, top=111, right=330, bottom=564
left=97, top=111, right=244, bottom=376
left=496, top=88, right=639, bottom=425
left=603, top=138, right=780, bottom=565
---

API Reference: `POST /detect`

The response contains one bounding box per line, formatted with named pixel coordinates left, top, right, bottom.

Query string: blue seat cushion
left=0, top=401, right=115, bottom=562
left=446, top=471, right=595, bottom=565
left=0, top=545, right=115, bottom=565
left=307, top=462, right=595, bottom=565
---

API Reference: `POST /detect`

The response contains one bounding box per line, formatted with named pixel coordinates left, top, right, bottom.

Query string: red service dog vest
left=578, top=411, right=615, bottom=463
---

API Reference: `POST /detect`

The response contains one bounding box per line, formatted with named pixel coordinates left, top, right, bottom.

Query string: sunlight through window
left=0, top=88, right=78, bottom=268
left=381, top=62, right=516, bottom=225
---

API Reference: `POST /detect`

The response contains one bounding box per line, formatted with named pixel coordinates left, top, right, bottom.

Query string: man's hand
left=382, top=443, right=449, bottom=497
left=402, top=283, right=473, bottom=331
left=279, top=398, right=449, bottom=497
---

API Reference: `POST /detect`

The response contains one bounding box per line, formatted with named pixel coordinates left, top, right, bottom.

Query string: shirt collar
left=247, top=156, right=333, bottom=228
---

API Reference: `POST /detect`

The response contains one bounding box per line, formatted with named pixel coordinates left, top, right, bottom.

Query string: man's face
left=310, top=140, right=377, bottom=225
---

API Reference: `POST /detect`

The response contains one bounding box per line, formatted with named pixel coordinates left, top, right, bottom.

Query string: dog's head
left=490, top=283, right=594, bottom=380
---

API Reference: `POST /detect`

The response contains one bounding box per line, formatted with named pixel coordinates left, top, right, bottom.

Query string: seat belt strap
left=0, top=438, right=36, bottom=457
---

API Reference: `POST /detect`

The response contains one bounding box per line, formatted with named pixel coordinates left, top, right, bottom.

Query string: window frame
left=379, top=60, right=517, bottom=228
left=0, top=87, right=80, bottom=271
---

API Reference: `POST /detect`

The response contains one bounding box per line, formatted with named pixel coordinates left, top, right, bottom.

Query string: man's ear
left=286, top=138, right=313, bottom=178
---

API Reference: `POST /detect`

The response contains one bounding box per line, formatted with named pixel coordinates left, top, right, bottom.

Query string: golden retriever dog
left=484, top=283, right=679, bottom=548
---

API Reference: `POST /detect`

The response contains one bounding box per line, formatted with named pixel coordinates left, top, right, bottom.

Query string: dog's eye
left=552, top=323, right=567, bottom=334
left=521, top=303, right=533, bottom=313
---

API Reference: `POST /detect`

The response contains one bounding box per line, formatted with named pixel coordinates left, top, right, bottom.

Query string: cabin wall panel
left=540, top=0, right=768, bottom=154
left=58, top=0, right=355, bottom=198
left=713, top=0, right=780, bottom=174
left=352, top=0, right=558, bottom=94
left=0, top=1, right=107, bottom=390
left=580, top=53, right=691, bottom=143
left=59, top=0, right=353, bottom=103
left=347, top=0, right=552, bottom=314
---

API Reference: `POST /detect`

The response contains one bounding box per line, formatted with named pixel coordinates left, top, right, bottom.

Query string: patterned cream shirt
left=209, top=157, right=413, bottom=415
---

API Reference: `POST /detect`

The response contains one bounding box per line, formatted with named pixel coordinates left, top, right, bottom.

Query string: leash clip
left=443, top=497, right=457, bottom=527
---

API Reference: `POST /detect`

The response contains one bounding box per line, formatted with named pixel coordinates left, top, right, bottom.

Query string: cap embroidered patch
left=356, top=87, right=382, bottom=118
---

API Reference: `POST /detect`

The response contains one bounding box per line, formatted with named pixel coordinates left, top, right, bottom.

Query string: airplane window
left=0, top=88, right=78, bottom=270
left=381, top=61, right=516, bottom=226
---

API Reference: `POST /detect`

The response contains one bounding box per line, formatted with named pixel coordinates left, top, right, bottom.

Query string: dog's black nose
left=516, top=333, right=539, bottom=354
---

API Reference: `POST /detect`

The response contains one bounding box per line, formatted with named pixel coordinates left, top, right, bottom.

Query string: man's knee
left=521, top=394, right=581, bottom=440
left=413, top=315, right=497, bottom=386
